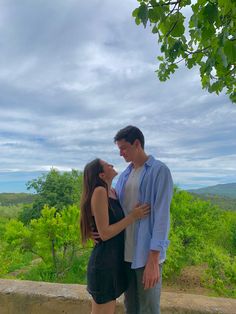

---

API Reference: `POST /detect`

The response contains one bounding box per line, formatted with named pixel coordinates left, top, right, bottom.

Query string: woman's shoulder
left=91, top=186, right=108, bottom=214
left=94, top=185, right=106, bottom=193
left=92, top=186, right=107, bottom=198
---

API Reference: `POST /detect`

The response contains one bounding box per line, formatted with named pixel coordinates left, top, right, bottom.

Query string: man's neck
left=132, top=151, right=148, bottom=169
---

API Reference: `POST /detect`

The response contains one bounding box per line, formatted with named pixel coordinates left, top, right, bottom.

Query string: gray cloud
left=0, top=0, right=235, bottom=191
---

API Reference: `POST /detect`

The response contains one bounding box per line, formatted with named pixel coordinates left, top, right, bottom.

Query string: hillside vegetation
left=0, top=193, right=36, bottom=206
left=188, top=183, right=236, bottom=199
left=0, top=171, right=235, bottom=298
left=190, top=193, right=236, bottom=211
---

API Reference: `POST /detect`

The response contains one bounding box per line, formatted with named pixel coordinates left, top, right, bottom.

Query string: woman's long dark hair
left=80, top=158, right=108, bottom=244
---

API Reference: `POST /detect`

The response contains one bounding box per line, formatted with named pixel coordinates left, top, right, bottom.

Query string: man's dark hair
left=114, top=125, right=145, bottom=149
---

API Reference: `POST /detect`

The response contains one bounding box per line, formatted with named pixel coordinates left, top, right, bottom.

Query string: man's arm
left=142, top=250, right=160, bottom=289
left=143, top=165, right=173, bottom=289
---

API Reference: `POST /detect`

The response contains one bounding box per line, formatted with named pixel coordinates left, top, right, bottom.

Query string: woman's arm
left=91, top=186, right=149, bottom=241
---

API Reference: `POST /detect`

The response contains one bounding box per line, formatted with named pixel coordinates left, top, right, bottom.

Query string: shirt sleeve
left=115, top=173, right=124, bottom=202
left=149, top=165, right=173, bottom=254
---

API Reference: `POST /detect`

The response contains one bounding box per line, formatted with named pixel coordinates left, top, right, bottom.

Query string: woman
left=80, top=158, right=150, bottom=314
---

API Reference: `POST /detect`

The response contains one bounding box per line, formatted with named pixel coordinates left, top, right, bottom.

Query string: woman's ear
left=99, top=172, right=105, bottom=180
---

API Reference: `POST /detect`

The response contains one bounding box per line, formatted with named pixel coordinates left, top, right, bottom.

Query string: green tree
left=0, top=218, right=33, bottom=277
left=19, top=168, right=83, bottom=224
left=165, top=188, right=221, bottom=276
left=4, top=205, right=80, bottom=277
left=133, top=0, right=236, bottom=102
left=164, top=188, right=236, bottom=296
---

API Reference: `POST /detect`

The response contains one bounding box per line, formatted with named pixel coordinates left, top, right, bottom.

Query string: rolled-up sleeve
left=149, top=165, right=173, bottom=254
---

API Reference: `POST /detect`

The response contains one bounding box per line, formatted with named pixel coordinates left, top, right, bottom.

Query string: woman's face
left=99, top=160, right=117, bottom=181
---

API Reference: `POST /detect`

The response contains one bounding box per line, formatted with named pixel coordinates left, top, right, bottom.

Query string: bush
left=202, top=247, right=236, bottom=298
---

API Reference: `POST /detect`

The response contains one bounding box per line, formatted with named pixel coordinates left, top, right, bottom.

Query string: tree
left=19, top=168, right=83, bottom=224
left=133, top=0, right=236, bottom=102
left=164, top=188, right=236, bottom=297
left=4, top=205, right=80, bottom=277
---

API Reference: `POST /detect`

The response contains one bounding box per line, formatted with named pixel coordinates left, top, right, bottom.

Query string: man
left=114, top=125, right=173, bottom=314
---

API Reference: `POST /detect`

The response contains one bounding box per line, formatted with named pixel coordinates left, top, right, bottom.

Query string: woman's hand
left=130, top=203, right=150, bottom=220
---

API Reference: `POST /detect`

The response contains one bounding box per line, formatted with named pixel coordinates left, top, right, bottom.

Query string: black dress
left=87, top=197, right=128, bottom=304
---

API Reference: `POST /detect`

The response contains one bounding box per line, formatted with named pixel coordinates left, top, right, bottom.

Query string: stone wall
left=0, top=279, right=235, bottom=314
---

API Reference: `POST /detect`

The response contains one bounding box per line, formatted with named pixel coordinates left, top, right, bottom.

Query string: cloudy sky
left=0, top=0, right=235, bottom=192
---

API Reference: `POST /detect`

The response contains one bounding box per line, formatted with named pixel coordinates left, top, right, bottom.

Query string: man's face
left=116, top=139, right=137, bottom=162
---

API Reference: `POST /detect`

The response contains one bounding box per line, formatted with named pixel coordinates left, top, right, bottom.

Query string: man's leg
left=135, top=263, right=162, bottom=314
left=124, top=262, right=139, bottom=314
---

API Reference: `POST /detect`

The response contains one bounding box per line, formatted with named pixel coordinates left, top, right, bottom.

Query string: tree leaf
left=137, top=4, right=149, bottom=28
left=218, top=47, right=228, bottom=68
left=224, top=40, right=236, bottom=64
left=132, top=8, right=139, bottom=17
left=203, top=3, right=218, bottom=24
left=168, top=13, right=185, bottom=38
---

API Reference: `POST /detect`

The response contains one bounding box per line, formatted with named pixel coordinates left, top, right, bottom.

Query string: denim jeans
left=124, top=262, right=162, bottom=314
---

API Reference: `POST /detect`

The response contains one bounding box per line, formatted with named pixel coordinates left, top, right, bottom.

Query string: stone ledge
left=0, top=279, right=235, bottom=314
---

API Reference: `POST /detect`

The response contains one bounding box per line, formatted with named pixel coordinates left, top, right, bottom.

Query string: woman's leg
left=91, top=299, right=116, bottom=314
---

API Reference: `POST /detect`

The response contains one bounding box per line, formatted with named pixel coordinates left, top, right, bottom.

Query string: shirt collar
left=124, top=155, right=154, bottom=174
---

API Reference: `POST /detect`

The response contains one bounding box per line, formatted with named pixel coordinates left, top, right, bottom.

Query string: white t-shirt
left=123, top=166, right=143, bottom=262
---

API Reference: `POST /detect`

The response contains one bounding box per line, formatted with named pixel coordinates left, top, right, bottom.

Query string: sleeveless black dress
left=87, top=197, right=128, bottom=304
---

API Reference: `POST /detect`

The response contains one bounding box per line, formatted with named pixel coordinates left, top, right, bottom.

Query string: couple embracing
left=80, top=125, right=173, bottom=314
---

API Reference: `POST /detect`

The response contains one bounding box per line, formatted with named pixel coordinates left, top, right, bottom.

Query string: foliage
left=133, top=0, right=236, bottom=102
left=0, top=217, right=7, bottom=237
left=19, top=168, right=83, bottom=224
left=4, top=205, right=81, bottom=277
left=202, top=247, right=236, bottom=297
left=18, top=204, right=38, bottom=225
left=1, top=184, right=236, bottom=298
left=164, top=189, right=220, bottom=276
left=0, top=204, right=24, bottom=219
left=191, top=193, right=236, bottom=211
left=0, top=193, right=36, bottom=206
left=0, top=213, right=33, bottom=277
left=0, top=250, right=31, bottom=277
left=189, top=183, right=236, bottom=199
left=20, top=249, right=92, bottom=284
left=214, top=210, right=236, bottom=256
left=163, top=188, right=236, bottom=296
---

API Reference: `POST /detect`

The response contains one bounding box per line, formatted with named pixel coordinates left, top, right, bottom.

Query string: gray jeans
left=124, top=262, right=162, bottom=314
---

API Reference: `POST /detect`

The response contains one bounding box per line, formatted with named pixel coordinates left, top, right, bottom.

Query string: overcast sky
left=0, top=0, right=235, bottom=192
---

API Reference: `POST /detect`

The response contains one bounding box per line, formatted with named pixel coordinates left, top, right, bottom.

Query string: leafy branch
left=133, top=0, right=236, bottom=103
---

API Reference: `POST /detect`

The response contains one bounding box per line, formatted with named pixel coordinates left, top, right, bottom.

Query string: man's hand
left=91, top=231, right=101, bottom=244
left=142, top=250, right=160, bottom=290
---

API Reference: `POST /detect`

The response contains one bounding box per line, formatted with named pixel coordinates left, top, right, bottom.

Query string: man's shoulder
left=147, top=157, right=173, bottom=188
left=116, top=164, right=131, bottom=186
left=149, top=156, right=170, bottom=172
left=119, top=163, right=132, bottom=176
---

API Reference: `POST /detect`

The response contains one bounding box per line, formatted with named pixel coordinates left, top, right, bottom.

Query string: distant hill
left=188, top=183, right=236, bottom=199
left=190, top=193, right=236, bottom=211
left=0, top=193, right=36, bottom=206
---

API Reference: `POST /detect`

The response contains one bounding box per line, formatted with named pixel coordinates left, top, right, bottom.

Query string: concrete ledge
left=0, top=279, right=235, bottom=314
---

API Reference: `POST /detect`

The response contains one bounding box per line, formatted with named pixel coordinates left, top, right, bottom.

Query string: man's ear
left=134, top=139, right=141, bottom=149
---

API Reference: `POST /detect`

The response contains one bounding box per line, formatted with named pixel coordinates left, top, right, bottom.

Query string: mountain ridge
left=188, top=183, right=236, bottom=199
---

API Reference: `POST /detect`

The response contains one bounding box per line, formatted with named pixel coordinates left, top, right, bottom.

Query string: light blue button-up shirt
left=115, top=155, right=173, bottom=269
